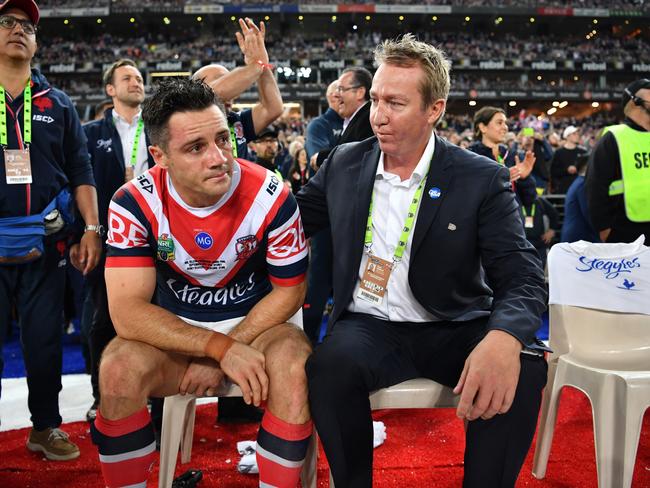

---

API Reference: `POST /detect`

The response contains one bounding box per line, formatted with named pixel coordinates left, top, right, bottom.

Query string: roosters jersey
left=105, top=159, right=308, bottom=322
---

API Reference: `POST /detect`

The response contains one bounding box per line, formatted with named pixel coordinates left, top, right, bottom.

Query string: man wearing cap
left=253, top=126, right=285, bottom=182
left=586, top=79, right=650, bottom=243
left=0, top=0, right=101, bottom=460
left=550, top=125, right=587, bottom=194
left=82, top=58, right=156, bottom=422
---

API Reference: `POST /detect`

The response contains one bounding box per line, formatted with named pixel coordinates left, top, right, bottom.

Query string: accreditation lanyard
left=1, top=80, right=34, bottom=185
left=523, top=203, right=536, bottom=228
left=357, top=168, right=428, bottom=305
left=129, top=118, right=144, bottom=168
left=123, top=117, right=144, bottom=182
left=0, top=79, right=32, bottom=148
left=229, top=125, right=238, bottom=158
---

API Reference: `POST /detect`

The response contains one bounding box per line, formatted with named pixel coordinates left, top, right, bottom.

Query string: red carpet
left=1, top=388, right=648, bottom=487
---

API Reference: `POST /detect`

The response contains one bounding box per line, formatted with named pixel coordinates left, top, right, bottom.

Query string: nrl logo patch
left=157, top=233, right=175, bottom=261
left=236, top=235, right=258, bottom=260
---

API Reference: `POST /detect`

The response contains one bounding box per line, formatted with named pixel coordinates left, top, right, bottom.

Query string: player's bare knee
left=99, top=339, right=155, bottom=403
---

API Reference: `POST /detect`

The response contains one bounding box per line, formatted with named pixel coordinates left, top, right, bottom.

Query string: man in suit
left=310, top=67, right=374, bottom=169
left=83, top=58, right=156, bottom=421
left=296, top=34, right=548, bottom=488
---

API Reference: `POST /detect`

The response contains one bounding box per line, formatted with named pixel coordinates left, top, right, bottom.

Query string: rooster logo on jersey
left=236, top=235, right=258, bottom=260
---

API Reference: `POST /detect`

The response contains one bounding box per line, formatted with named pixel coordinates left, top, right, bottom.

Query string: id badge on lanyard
left=1, top=80, right=33, bottom=184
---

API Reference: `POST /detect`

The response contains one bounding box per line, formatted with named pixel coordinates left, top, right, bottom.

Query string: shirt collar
left=376, top=130, right=436, bottom=184
left=113, top=109, right=142, bottom=126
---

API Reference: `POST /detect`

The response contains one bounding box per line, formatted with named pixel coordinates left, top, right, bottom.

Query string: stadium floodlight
left=547, top=107, right=557, bottom=115
left=509, top=101, right=517, bottom=107
left=366, top=16, right=371, bottom=21
left=196, top=16, right=202, bottom=22
left=469, top=100, right=477, bottom=106
left=530, top=17, right=535, bottom=23
left=399, top=16, right=405, bottom=21
left=593, top=19, right=598, bottom=24
left=552, top=101, right=559, bottom=107
left=465, top=16, right=470, bottom=22
left=331, top=15, right=337, bottom=22
left=64, top=19, right=69, bottom=25
left=559, top=101, right=568, bottom=108
left=130, top=17, right=135, bottom=23
left=592, top=102, right=600, bottom=108
left=353, top=25, right=358, bottom=31
left=298, top=15, right=303, bottom=21
left=432, top=16, right=437, bottom=21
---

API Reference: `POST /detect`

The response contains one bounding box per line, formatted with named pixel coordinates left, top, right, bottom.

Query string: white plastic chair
left=532, top=304, right=650, bottom=488
left=328, top=378, right=459, bottom=487
left=158, top=311, right=317, bottom=488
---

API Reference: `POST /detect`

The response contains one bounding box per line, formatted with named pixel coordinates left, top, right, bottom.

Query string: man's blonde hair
left=373, top=33, right=451, bottom=110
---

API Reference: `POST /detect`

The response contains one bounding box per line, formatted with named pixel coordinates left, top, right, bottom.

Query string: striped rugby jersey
left=105, top=159, right=308, bottom=322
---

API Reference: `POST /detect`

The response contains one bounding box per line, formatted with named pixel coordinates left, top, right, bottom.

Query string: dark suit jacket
left=296, top=135, right=547, bottom=347
left=316, top=101, right=374, bottom=167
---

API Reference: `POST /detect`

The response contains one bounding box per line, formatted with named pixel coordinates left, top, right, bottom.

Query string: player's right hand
left=219, top=342, right=269, bottom=406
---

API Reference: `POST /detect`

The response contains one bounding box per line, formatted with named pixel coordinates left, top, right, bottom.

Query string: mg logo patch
left=195, top=232, right=213, bottom=250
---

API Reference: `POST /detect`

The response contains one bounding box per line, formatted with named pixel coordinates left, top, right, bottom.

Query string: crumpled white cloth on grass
left=235, top=421, right=387, bottom=474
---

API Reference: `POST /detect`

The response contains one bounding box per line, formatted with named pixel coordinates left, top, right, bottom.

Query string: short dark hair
left=473, top=106, right=505, bottom=141
left=102, top=59, right=139, bottom=87
left=142, top=78, right=224, bottom=149
left=342, top=67, right=373, bottom=101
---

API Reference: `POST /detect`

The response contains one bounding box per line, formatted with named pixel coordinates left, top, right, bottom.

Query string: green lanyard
left=229, top=125, right=238, bottom=158
left=364, top=170, right=428, bottom=263
left=0, top=79, right=31, bottom=148
left=522, top=204, right=536, bottom=218
left=129, top=118, right=144, bottom=168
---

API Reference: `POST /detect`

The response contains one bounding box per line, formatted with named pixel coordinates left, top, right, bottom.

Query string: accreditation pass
left=357, top=254, right=393, bottom=304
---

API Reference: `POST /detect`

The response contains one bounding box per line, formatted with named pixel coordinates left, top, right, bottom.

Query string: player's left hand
left=453, top=330, right=522, bottom=421
left=180, top=358, right=225, bottom=397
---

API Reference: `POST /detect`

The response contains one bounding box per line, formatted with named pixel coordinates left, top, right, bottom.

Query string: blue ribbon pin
left=429, top=187, right=441, bottom=199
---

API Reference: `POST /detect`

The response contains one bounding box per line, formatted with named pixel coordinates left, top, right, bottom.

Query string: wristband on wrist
left=256, top=60, right=275, bottom=71
left=204, top=332, right=235, bottom=362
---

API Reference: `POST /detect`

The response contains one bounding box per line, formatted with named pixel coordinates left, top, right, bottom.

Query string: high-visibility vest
left=603, top=124, right=650, bottom=222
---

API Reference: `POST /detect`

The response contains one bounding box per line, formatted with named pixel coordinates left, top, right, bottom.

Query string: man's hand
left=219, top=342, right=269, bottom=407
left=453, top=330, right=522, bottom=421
left=567, top=165, right=577, bottom=175
left=542, top=229, right=555, bottom=245
left=70, top=232, right=101, bottom=275
left=235, top=17, right=268, bottom=67
left=310, top=153, right=319, bottom=171
left=180, top=358, right=224, bottom=397
left=515, top=150, right=536, bottom=180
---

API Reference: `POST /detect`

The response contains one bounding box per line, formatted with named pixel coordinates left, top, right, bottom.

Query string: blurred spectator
left=550, top=125, right=588, bottom=194
left=289, top=148, right=309, bottom=194
left=561, top=153, right=600, bottom=243
left=469, top=106, right=536, bottom=207
left=521, top=196, right=560, bottom=269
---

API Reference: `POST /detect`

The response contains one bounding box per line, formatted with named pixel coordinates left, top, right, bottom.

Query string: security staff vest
left=603, top=124, right=650, bottom=222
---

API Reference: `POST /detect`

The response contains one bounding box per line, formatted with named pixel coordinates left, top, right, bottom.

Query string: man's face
left=106, top=65, right=145, bottom=107
left=337, top=71, right=364, bottom=119
left=567, top=131, right=580, bottom=145
left=150, top=105, right=234, bottom=207
left=0, top=8, right=37, bottom=63
left=255, top=136, right=279, bottom=161
left=325, top=81, right=341, bottom=112
left=369, top=63, right=442, bottom=163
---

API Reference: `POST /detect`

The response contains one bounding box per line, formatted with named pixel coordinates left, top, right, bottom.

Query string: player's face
left=0, top=8, right=37, bottom=63
left=153, top=105, right=235, bottom=207
left=106, top=65, right=145, bottom=107
left=370, top=63, right=443, bottom=166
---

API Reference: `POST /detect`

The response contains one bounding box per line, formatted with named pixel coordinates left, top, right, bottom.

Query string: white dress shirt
left=113, top=109, right=149, bottom=178
left=348, top=131, right=438, bottom=322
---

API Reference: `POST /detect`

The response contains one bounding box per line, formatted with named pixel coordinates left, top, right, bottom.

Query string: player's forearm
left=229, top=281, right=306, bottom=344
left=109, top=298, right=218, bottom=358
left=209, top=63, right=262, bottom=101
left=252, top=68, right=283, bottom=133
left=74, top=184, right=100, bottom=225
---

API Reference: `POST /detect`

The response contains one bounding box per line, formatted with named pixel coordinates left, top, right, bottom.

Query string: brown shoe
left=26, top=427, right=80, bottom=461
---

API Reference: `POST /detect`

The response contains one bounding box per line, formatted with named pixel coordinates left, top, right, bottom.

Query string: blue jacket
left=562, top=175, right=600, bottom=243
left=305, top=108, right=343, bottom=159
left=0, top=69, right=94, bottom=218
left=83, top=108, right=155, bottom=233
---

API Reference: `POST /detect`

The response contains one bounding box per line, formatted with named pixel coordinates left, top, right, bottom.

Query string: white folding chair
left=158, top=311, right=317, bottom=488
left=532, top=304, right=650, bottom=488
left=327, top=378, right=459, bottom=487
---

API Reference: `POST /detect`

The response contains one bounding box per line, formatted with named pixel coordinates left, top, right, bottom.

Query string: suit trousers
left=306, top=312, right=547, bottom=488
left=302, top=229, right=333, bottom=345
left=0, top=241, right=66, bottom=430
